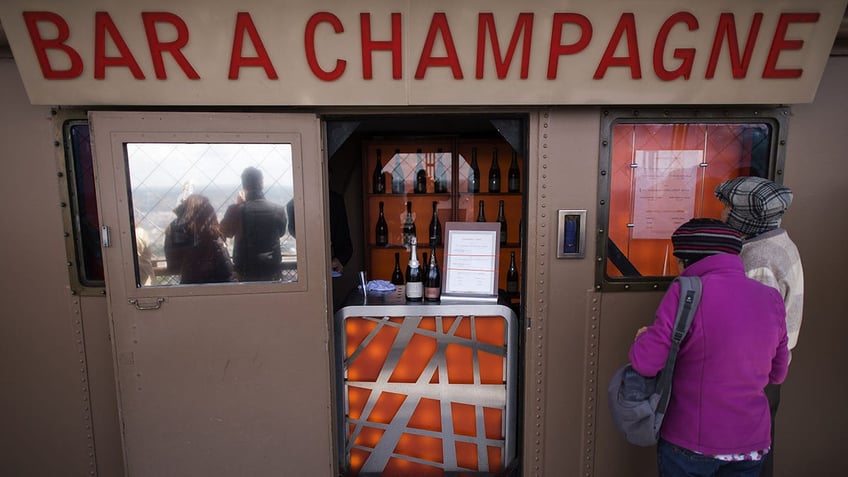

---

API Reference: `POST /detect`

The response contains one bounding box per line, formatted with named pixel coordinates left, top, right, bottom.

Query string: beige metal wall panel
left=520, top=108, right=604, bottom=477
left=0, top=58, right=97, bottom=476
left=776, top=55, right=848, bottom=476
left=79, top=296, right=124, bottom=477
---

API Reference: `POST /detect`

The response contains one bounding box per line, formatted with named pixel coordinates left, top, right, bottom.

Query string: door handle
left=129, top=297, right=165, bottom=310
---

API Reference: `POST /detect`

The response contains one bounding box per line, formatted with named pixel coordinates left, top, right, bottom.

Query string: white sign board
left=632, top=150, right=703, bottom=239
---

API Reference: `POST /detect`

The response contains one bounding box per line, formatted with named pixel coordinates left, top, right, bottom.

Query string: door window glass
left=126, top=143, right=296, bottom=286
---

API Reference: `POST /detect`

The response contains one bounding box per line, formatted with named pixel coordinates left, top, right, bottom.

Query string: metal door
left=90, top=112, right=334, bottom=476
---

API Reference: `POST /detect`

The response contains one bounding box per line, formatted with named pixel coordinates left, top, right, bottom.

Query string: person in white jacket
left=714, top=176, right=804, bottom=477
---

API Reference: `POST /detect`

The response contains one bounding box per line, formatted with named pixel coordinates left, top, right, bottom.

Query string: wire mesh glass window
left=596, top=108, right=788, bottom=291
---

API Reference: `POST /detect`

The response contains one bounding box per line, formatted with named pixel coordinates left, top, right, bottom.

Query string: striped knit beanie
left=714, top=176, right=793, bottom=236
left=672, top=218, right=743, bottom=261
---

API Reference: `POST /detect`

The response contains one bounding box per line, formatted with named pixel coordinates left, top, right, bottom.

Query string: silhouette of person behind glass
left=286, top=190, right=352, bottom=275
left=221, top=167, right=288, bottom=281
left=164, top=194, right=233, bottom=284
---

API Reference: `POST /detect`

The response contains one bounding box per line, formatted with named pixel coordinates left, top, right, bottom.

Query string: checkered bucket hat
left=714, top=177, right=793, bottom=236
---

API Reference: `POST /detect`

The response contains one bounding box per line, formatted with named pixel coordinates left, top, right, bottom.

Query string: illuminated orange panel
left=347, top=318, right=401, bottom=382
left=446, top=343, right=473, bottom=384
left=418, top=316, right=438, bottom=332
left=455, top=441, right=479, bottom=470
left=408, top=397, right=442, bottom=432
left=478, top=350, right=504, bottom=385
left=347, top=386, right=371, bottom=420
left=483, top=407, right=504, bottom=440
left=383, top=457, right=443, bottom=477
left=451, top=402, right=477, bottom=437
left=345, top=317, right=377, bottom=357
left=474, top=317, right=505, bottom=346
left=487, top=445, right=504, bottom=472
left=368, top=391, right=406, bottom=425
left=394, top=433, right=443, bottom=463
left=390, top=332, right=436, bottom=383
left=353, top=426, right=385, bottom=449
left=348, top=448, right=370, bottom=477
left=453, top=317, right=473, bottom=340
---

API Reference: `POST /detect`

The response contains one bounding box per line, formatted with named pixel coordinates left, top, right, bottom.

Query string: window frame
left=56, top=111, right=106, bottom=295
left=595, top=107, right=790, bottom=292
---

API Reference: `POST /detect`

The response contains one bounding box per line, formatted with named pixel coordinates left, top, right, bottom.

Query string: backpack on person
left=607, top=276, right=702, bottom=446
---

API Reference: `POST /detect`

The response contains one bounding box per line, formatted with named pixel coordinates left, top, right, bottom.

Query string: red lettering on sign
left=229, top=12, right=278, bottom=80
left=94, top=12, right=144, bottom=80
left=22, top=11, right=83, bottom=79
left=415, top=13, right=463, bottom=79
left=763, top=12, right=819, bottom=79
left=476, top=13, right=534, bottom=79
left=141, top=12, right=199, bottom=80
left=305, top=12, right=346, bottom=81
left=360, top=13, right=402, bottom=80
left=594, top=13, right=642, bottom=79
left=706, top=13, right=762, bottom=79
left=546, top=13, right=592, bottom=79
left=654, top=12, right=698, bottom=81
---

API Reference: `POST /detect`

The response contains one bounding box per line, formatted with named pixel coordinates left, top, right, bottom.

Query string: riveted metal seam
left=580, top=290, right=601, bottom=477
left=530, top=110, right=551, bottom=477
left=68, top=296, right=98, bottom=476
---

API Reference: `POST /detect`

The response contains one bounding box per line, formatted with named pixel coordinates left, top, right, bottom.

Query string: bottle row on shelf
left=371, top=146, right=521, bottom=195
left=375, top=199, right=521, bottom=248
left=391, top=237, right=519, bottom=303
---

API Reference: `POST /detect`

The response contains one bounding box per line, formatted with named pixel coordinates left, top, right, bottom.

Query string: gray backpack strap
left=655, top=276, right=702, bottom=415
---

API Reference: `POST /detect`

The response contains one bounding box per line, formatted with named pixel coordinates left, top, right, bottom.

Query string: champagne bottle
left=476, top=200, right=486, bottom=222
left=391, top=252, right=404, bottom=285
left=428, top=201, right=442, bottom=246
left=375, top=201, right=389, bottom=246
left=424, top=245, right=441, bottom=301
left=488, top=147, right=501, bottom=193
left=414, top=148, right=427, bottom=193
left=508, top=150, right=520, bottom=193
left=434, top=148, right=448, bottom=193
left=506, top=251, right=519, bottom=295
left=402, top=200, right=416, bottom=246
left=518, top=216, right=523, bottom=245
left=372, top=148, right=386, bottom=194
left=422, top=251, right=429, bottom=280
left=468, top=147, right=480, bottom=193
left=405, top=237, right=423, bottom=301
left=391, top=148, right=404, bottom=194
left=497, top=199, right=507, bottom=245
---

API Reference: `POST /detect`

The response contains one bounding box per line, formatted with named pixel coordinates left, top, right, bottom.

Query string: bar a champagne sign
left=1, top=0, right=845, bottom=105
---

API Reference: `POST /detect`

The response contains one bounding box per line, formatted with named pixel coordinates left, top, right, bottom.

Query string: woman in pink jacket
left=629, top=218, right=789, bottom=477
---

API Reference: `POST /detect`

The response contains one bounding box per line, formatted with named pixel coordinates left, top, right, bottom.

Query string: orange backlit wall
left=607, top=123, right=767, bottom=278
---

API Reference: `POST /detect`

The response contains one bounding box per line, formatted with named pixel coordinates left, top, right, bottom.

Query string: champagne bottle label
left=406, top=281, right=423, bottom=299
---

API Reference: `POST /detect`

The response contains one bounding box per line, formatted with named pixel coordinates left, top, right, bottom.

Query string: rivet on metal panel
left=600, top=170, right=607, bottom=175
